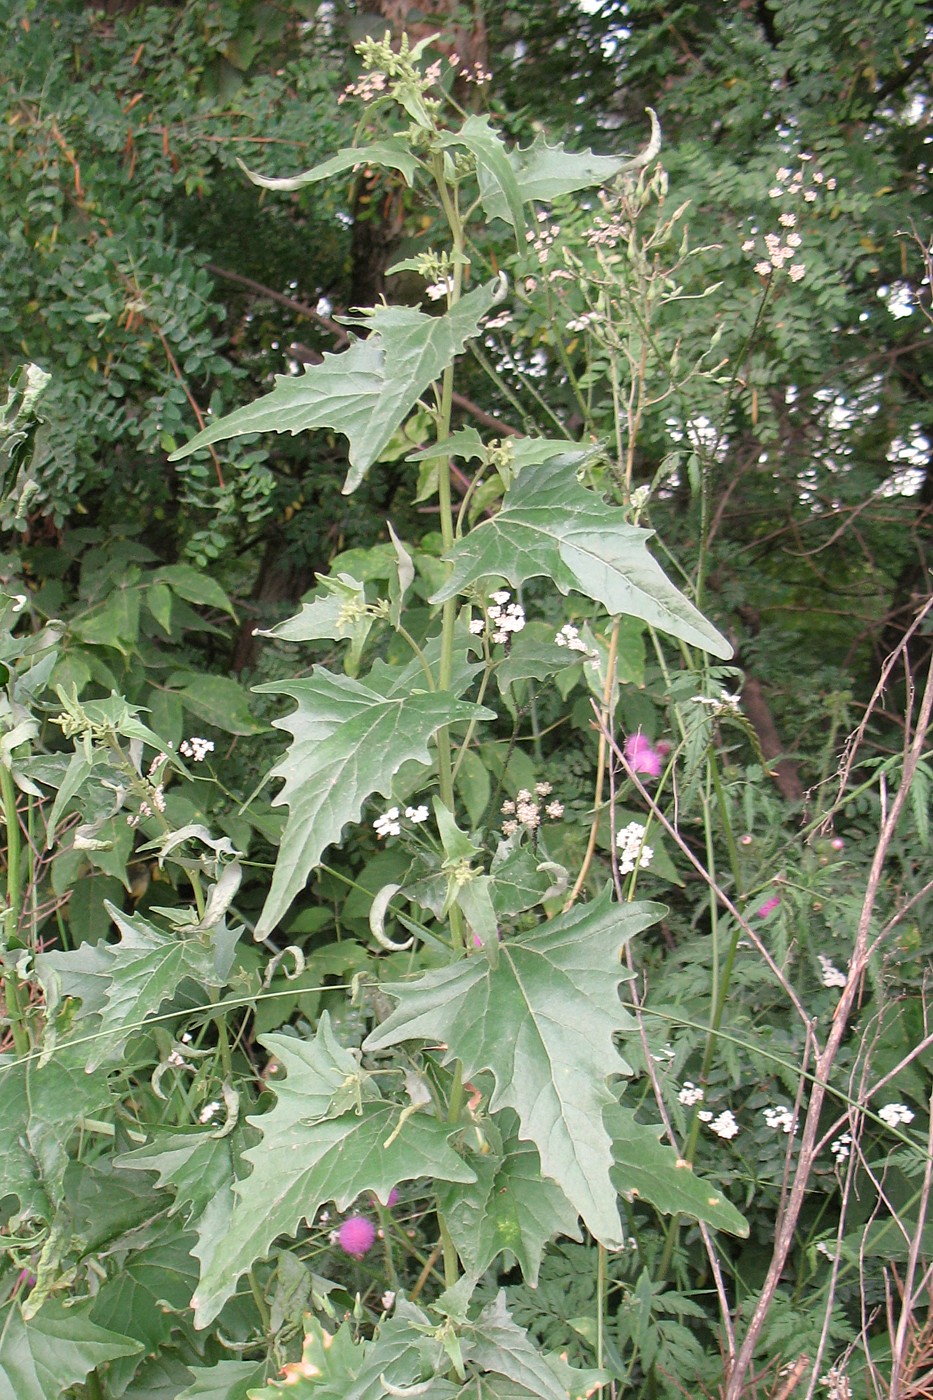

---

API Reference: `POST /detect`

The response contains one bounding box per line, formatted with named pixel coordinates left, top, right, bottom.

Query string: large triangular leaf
left=191, top=1026, right=476, bottom=1328
left=463, top=1293, right=606, bottom=1400
left=169, top=281, right=503, bottom=493
left=85, top=905, right=218, bottom=1069
left=177, top=1358, right=267, bottom=1399
left=251, top=667, right=492, bottom=940
left=436, top=1110, right=581, bottom=1285
left=431, top=452, right=732, bottom=658
left=0, top=1298, right=141, bottom=1400
left=474, top=115, right=660, bottom=227
left=607, top=1104, right=748, bottom=1236
left=0, top=1041, right=113, bottom=1223
left=89, top=1217, right=199, bottom=1396
left=365, top=891, right=662, bottom=1245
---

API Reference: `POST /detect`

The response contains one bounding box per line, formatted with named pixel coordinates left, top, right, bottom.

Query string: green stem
left=0, top=763, right=30, bottom=1056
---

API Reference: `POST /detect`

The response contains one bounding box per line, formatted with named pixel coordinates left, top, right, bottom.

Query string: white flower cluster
left=743, top=155, right=837, bottom=287
left=337, top=70, right=388, bottom=104
left=616, top=821, right=653, bottom=875
left=426, top=276, right=455, bottom=301
left=878, top=1102, right=914, bottom=1128
left=763, top=1105, right=797, bottom=1135
left=691, top=690, right=742, bottom=714
left=830, top=1132, right=851, bottom=1164
left=373, top=804, right=429, bottom=839
left=678, top=1081, right=704, bottom=1107
left=501, top=783, right=563, bottom=836
left=554, top=623, right=598, bottom=659
left=699, top=1109, right=740, bottom=1140
left=525, top=217, right=560, bottom=266
left=180, top=737, right=215, bottom=762
left=818, top=953, right=847, bottom=989
left=566, top=312, right=598, bottom=333
left=820, top=1365, right=852, bottom=1400
left=470, top=590, right=525, bottom=644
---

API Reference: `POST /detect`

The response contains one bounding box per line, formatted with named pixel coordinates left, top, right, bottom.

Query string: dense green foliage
left=1, top=3, right=931, bottom=1399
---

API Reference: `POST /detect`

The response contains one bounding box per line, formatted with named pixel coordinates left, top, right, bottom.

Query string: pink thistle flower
left=371, top=1188, right=399, bottom=1208
left=624, top=732, right=663, bottom=778
left=336, top=1215, right=377, bottom=1258
left=754, top=893, right=780, bottom=919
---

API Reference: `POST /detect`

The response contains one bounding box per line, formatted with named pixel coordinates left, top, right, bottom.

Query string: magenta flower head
left=371, top=1188, right=399, bottom=1208
left=336, top=1215, right=377, bottom=1259
left=624, top=732, right=663, bottom=778
left=754, top=893, right=780, bottom=919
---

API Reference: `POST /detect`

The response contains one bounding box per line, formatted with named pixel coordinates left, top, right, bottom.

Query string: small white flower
left=779, top=212, right=796, bottom=227
left=830, top=1132, right=851, bottom=1163
left=180, top=737, right=215, bottom=762
left=545, top=800, right=564, bottom=820
left=878, top=1103, right=914, bottom=1128
left=788, top=264, right=806, bottom=282
left=768, top=187, right=783, bottom=199
left=468, top=618, right=486, bottom=635
left=820, top=1365, right=852, bottom=1400
left=754, top=260, right=773, bottom=276
left=616, top=821, right=653, bottom=875
left=709, top=1110, right=739, bottom=1140
left=199, top=1100, right=222, bottom=1123
left=804, top=189, right=817, bottom=202
left=535, top=782, right=552, bottom=797
left=741, top=238, right=756, bottom=252
left=763, top=1105, right=796, bottom=1135
left=381, top=1291, right=396, bottom=1311
left=818, top=953, right=847, bottom=989
left=426, top=277, right=455, bottom=301
left=405, top=804, right=429, bottom=825
left=776, top=167, right=792, bottom=181
left=374, top=807, right=401, bottom=838
left=678, top=1081, right=704, bottom=1107
left=698, top=1110, right=713, bottom=1122
left=490, top=589, right=511, bottom=605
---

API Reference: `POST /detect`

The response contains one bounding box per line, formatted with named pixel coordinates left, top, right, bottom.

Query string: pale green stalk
left=0, top=763, right=30, bottom=1056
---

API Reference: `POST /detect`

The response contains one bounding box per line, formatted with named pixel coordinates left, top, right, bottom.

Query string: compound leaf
left=365, top=891, right=662, bottom=1244
left=432, top=453, right=731, bottom=658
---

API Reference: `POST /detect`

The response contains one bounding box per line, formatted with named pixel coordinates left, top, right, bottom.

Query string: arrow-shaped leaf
left=475, top=113, right=661, bottom=227
left=169, top=281, right=503, bottom=493
left=237, top=138, right=423, bottom=191
left=365, top=891, right=662, bottom=1245
left=191, top=1027, right=475, bottom=1328
left=252, top=667, right=492, bottom=940
left=431, top=452, right=732, bottom=658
